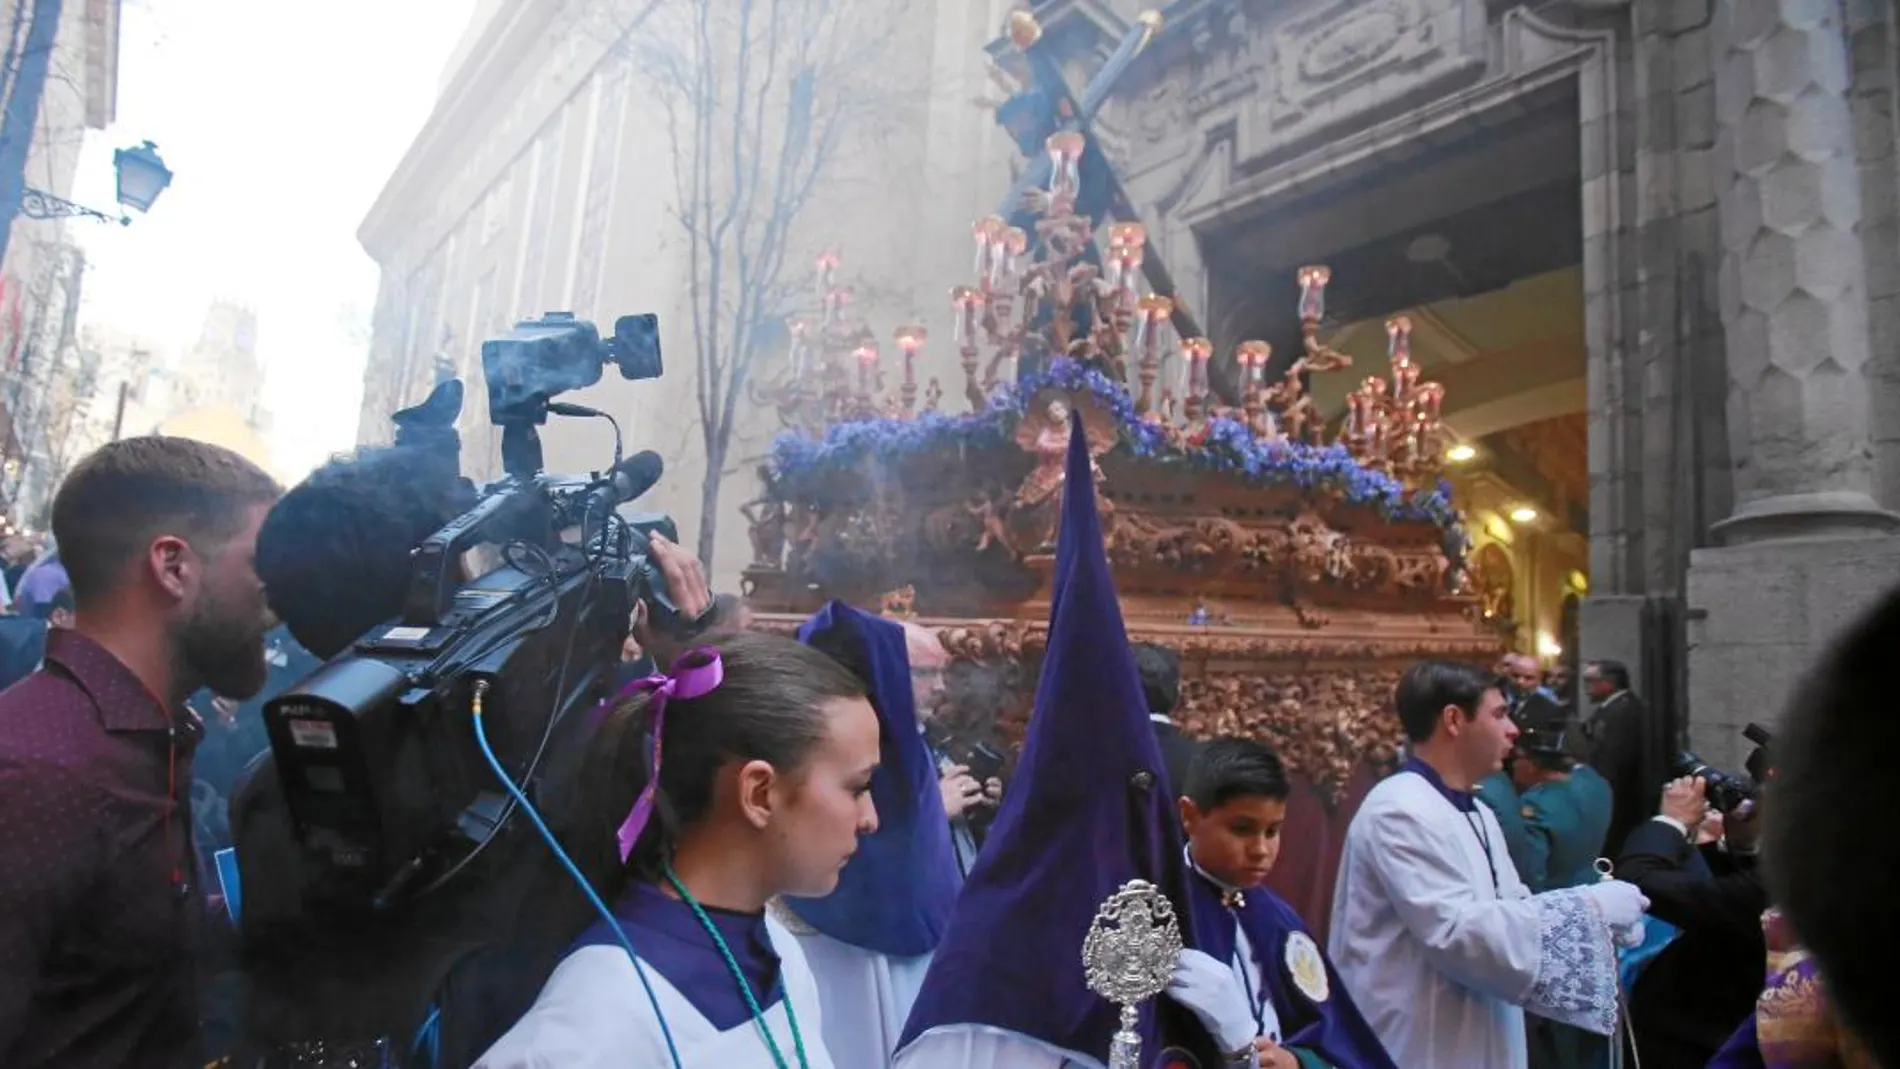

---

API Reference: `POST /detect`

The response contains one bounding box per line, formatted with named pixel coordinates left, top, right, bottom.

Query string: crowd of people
left=0, top=417, right=1892, bottom=1069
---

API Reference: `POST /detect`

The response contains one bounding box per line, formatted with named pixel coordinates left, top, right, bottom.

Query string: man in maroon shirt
left=0, top=436, right=280, bottom=1068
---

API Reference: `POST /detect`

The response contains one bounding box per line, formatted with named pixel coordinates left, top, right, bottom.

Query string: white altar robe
left=1328, top=770, right=1618, bottom=1069
left=788, top=925, right=933, bottom=1069
left=473, top=915, right=836, bottom=1069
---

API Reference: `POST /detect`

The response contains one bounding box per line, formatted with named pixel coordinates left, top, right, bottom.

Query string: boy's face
left=1180, top=793, right=1288, bottom=890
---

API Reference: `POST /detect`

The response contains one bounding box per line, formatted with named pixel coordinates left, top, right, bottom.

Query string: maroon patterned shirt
left=0, top=630, right=204, bottom=1068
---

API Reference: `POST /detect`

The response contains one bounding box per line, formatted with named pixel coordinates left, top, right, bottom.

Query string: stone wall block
left=1679, top=83, right=1719, bottom=150
left=1716, top=49, right=1761, bottom=125
left=1736, top=100, right=1794, bottom=173
left=1678, top=24, right=1715, bottom=90
left=1792, top=225, right=1860, bottom=301
left=1719, top=166, right=1765, bottom=251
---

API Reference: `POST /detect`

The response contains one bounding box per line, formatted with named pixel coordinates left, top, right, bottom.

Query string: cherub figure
left=1012, top=395, right=1113, bottom=549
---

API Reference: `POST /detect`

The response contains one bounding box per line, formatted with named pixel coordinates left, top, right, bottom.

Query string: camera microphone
left=600, top=450, right=665, bottom=506
left=578, top=451, right=665, bottom=540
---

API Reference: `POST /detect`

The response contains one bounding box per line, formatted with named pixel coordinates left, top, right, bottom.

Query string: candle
left=992, top=226, right=1029, bottom=290
left=1237, top=340, right=1271, bottom=387
left=1046, top=131, right=1085, bottom=198
left=1418, top=381, right=1444, bottom=422
left=789, top=318, right=810, bottom=377
left=952, top=286, right=982, bottom=343
left=1119, top=247, right=1145, bottom=301
left=815, top=250, right=840, bottom=301
left=1386, top=315, right=1413, bottom=365
left=854, top=342, right=878, bottom=392
left=1394, top=358, right=1418, bottom=402
left=1135, top=294, right=1173, bottom=360
left=1109, top=222, right=1147, bottom=251
left=895, top=325, right=926, bottom=382
left=1297, top=265, right=1331, bottom=322
left=972, top=216, right=1003, bottom=280
left=1182, top=337, right=1213, bottom=396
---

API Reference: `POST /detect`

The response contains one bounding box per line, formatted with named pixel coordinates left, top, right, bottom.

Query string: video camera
left=261, top=311, right=674, bottom=913
left=1672, top=721, right=1774, bottom=813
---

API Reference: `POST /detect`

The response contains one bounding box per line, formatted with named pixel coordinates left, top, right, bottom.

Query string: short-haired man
left=1133, top=640, right=1200, bottom=797
left=1580, top=658, right=1656, bottom=857
left=1329, top=661, right=1649, bottom=1068
left=0, top=437, right=280, bottom=1068
left=903, top=621, right=1000, bottom=875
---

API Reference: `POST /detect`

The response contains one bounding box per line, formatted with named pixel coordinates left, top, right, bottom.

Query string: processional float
left=740, top=8, right=1499, bottom=936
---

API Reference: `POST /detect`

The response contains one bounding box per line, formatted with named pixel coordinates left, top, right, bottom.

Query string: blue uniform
left=1520, top=766, right=1614, bottom=893
left=1520, top=767, right=1617, bottom=1069
left=1474, top=771, right=1539, bottom=886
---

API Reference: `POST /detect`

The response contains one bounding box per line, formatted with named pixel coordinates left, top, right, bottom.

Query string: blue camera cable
left=470, top=680, right=683, bottom=1069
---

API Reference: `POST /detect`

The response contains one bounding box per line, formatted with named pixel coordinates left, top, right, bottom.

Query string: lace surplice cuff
left=1524, top=887, right=1619, bottom=1036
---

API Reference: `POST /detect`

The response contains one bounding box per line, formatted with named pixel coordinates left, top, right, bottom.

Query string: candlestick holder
left=775, top=143, right=1450, bottom=492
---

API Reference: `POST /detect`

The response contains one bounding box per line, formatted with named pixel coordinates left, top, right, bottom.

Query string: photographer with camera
left=906, top=621, right=1002, bottom=874
left=231, top=313, right=745, bottom=1065
left=1615, top=734, right=1772, bottom=1068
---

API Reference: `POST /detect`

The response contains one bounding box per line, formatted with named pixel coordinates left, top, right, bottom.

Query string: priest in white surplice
left=1330, top=660, right=1649, bottom=1069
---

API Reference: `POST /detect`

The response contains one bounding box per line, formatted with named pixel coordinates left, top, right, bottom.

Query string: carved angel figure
left=1013, top=393, right=1114, bottom=550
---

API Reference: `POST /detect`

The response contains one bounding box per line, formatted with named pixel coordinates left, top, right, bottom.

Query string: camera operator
left=234, top=410, right=725, bottom=1064
left=1616, top=763, right=1771, bottom=1068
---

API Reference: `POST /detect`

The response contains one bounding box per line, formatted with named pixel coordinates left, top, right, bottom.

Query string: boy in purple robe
left=1179, top=738, right=1397, bottom=1069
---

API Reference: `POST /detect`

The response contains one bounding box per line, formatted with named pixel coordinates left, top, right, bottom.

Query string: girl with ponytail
left=476, top=631, right=882, bottom=1069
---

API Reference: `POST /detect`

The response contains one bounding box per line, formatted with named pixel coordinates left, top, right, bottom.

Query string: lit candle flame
left=1297, top=265, right=1331, bottom=322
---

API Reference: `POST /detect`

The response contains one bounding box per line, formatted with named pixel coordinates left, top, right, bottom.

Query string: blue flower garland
left=767, top=359, right=1460, bottom=530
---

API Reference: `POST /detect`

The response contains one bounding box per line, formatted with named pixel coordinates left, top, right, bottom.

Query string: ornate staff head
left=1083, top=879, right=1185, bottom=1069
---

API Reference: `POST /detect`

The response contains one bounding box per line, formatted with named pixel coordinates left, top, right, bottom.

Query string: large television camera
left=261, top=312, right=671, bottom=913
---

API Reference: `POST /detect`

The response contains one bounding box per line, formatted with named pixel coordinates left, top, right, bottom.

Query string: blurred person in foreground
left=1328, top=661, right=1648, bottom=1069
left=1755, top=583, right=1900, bottom=1068
left=1179, top=736, right=1397, bottom=1068
left=0, top=437, right=281, bottom=1069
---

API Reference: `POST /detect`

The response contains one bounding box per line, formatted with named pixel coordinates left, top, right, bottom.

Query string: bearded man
left=0, top=436, right=281, bottom=1069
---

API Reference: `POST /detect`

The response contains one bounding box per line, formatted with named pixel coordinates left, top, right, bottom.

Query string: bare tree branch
left=593, top=0, right=922, bottom=571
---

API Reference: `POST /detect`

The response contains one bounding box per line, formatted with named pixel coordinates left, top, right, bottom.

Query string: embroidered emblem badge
left=1285, top=931, right=1330, bottom=1003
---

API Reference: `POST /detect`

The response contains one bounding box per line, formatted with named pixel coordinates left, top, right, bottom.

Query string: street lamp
left=19, top=140, right=173, bottom=225
left=112, top=141, right=173, bottom=214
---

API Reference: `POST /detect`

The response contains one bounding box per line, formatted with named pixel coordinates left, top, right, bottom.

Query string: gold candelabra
left=749, top=250, right=941, bottom=436
left=753, top=131, right=1449, bottom=488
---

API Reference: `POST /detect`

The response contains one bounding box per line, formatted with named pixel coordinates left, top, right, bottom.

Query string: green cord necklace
left=663, top=865, right=812, bottom=1069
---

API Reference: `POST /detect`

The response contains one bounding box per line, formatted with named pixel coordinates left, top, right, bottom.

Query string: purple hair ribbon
left=610, top=648, right=725, bottom=863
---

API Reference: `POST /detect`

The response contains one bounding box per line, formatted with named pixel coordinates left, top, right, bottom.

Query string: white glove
left=1166, top=948, right=1257, bottom=1052
left=1611, top=918, right=1647, bottom=949
left=1584, top=880, right=1648, bottom=930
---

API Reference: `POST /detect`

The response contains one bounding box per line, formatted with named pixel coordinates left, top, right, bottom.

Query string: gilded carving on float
left=741, top=63, right=1497, bottom=788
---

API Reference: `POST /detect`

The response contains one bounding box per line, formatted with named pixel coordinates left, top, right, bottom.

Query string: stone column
left=1709, top=0, right=1899, bottom=543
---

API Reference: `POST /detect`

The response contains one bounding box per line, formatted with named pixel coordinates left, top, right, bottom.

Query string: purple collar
left=1400, top=756, right=1478, bottom=813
